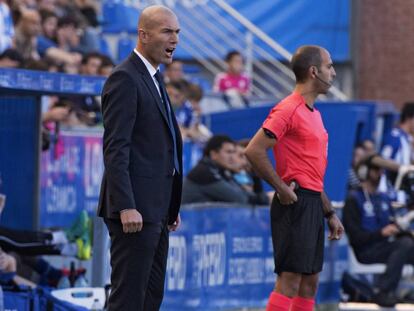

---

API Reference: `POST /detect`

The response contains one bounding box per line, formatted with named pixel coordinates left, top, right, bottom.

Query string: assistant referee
left=245, top=45, right=344, bottom=311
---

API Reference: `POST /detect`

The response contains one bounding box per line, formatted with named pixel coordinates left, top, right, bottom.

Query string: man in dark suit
left=97, top=5, right=182, bottom=311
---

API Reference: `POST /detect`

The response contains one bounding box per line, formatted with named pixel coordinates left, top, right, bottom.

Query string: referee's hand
left=277, top=183, right=298, bottom=205
left=327, top=214, right=344, bottom=240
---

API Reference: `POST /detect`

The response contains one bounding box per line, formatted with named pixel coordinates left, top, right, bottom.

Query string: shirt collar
left=134, top=49, right=158, bottom=77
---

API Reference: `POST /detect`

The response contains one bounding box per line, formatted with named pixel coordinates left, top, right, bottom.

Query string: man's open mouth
left=165, top=48, right=175, bottom=56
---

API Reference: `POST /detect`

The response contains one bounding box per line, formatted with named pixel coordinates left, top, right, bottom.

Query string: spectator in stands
left=80, top=51, right=101, bottom=75
left=0, top=48, right=23, bottom=68
left=34, top=10, right=83, bottom=67
left=39, top=9, right=57, bottom=43
left=58, top=52, right=103, bottom=126
left=348, top=144, right=366, bottom=190
left=12, top=9, right=41, bottom=60
left=98, top=54, right=115, bottom=77
left=74, top=0, right=99, bottom=28
left=182, top=135, right=266, bottom=204
left=166, top=80, right=192, bottom=137
left=381, top=102, right=414, bottom=185
left=0, top=0, right=14, bottom=54
left=185, top=83, right=212, bottom=143
left=232, top=140, right=269, bottom=205
left=343, top=160, right=414, bottom=307
left=56, top=15, right=81, bottom=53
left=362, top=138, right=376, bottom=155
left=213, top=50, right=251, bottom=108
left=164, top=59, right=186, bottom=83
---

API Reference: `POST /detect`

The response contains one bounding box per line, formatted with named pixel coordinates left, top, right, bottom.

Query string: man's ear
left=310, top=65, right=318, bottom=78
left=138, top=29, right=148, bottom=43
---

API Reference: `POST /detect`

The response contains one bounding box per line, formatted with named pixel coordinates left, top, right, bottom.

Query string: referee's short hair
left=291, top=45, right=322, bottom=83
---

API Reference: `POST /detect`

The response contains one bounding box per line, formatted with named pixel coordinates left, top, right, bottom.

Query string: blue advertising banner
left=39, top=131, right=202, bottom=228
left=162, top=205, right=347, bottom=310
left=0, top=68, right=105, bottom=95
left=40, top=131, right=104, bottom=228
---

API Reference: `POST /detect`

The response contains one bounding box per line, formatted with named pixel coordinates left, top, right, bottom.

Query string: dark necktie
left=154, top=70, right=180, bottom=174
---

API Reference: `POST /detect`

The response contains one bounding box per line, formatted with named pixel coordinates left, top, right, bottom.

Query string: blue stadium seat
left=117, top=35, right=135, bottom=62
left=99, top=37, right=112, bottom=58
left=189, top=76, right=212, bottom=92
left=102, top=0, right=139, bottom=33
left=183, top=64, right=201, bottom=74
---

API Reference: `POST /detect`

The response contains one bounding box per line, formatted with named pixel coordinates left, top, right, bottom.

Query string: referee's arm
left=245, top=128, right=297, bottom=205
left=321, top=191, right=344, bottom=240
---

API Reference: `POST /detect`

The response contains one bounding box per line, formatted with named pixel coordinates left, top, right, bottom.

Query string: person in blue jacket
left=343, top=159, right=414, bottom=307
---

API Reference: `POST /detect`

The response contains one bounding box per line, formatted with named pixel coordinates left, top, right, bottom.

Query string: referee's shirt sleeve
left=262, top=103, right=292, bottom=140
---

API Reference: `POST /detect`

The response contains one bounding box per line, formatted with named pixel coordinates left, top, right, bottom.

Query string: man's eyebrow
left=162, top=27, right=180, bottom=32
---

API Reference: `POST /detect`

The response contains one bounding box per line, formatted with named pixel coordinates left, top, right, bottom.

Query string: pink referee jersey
left=262, top=92, right=328, bottom=192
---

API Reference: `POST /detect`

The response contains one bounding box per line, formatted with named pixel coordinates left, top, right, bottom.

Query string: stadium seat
left=117, top=35, right=135, bottom=62
left=102, top=1, right=139, bottom=33
left=348, top=246, right=413, bottom=277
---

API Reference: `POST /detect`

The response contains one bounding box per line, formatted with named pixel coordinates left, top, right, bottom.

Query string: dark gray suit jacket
left=98, top=52, right=183, bottom=225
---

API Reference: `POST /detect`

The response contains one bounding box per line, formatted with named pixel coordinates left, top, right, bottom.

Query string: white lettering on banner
left=232, top=237, right=263, bottom=253
left=60, top=77, right=75, bottom=91
left=46, top=146, right=81, bottom=175
left=265, top=257, right=276, bottom=283
left=126, top=0, right=208, bottom=9
left=84, top=141, right=103, bottom=197
left=228, top=258, right=265, bottom=285
left=192, top=233, right=226, bottom=287
left=46, top=184, right=76, bottom=213
left=166, top=236, right=187, bottom=290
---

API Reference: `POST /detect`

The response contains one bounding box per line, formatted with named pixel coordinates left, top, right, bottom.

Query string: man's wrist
left=324, top=210, right=336, bottom=219
left=120, top=209, right=135, bottom=214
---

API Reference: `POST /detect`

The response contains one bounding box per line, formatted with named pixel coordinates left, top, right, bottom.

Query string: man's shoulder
left=270, top=93, right=303, bottom=117
left=187, top=159, right=224, bottom=184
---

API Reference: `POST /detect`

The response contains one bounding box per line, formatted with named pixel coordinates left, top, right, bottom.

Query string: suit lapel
left=141, top=73, right=170, bottom=125
left=128, top=52, right=170, bottom=127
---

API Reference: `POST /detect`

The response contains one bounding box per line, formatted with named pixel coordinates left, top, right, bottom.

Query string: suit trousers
left=104, top=217, right=169, bottom=311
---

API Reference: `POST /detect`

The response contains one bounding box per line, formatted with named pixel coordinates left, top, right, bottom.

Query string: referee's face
left=210, top=142, right=236, bottom=170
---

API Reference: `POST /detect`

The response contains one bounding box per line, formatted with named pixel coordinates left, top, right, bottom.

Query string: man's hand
left=168, top=214, right=181, bottom=232
left=381, top=224, right=400, bottom=237
left=277, top=183, right=297, bottom=205
left=120, top=209, right=143, bottom=233
left=327, top=214, right=344, bottom=240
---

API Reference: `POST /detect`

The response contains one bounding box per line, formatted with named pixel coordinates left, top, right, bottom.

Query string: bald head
left=138, top=5, right=177, bottom=31
left=18, top=10, right=41, bottom=37
left=136, top=5, right=180, bottom=69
